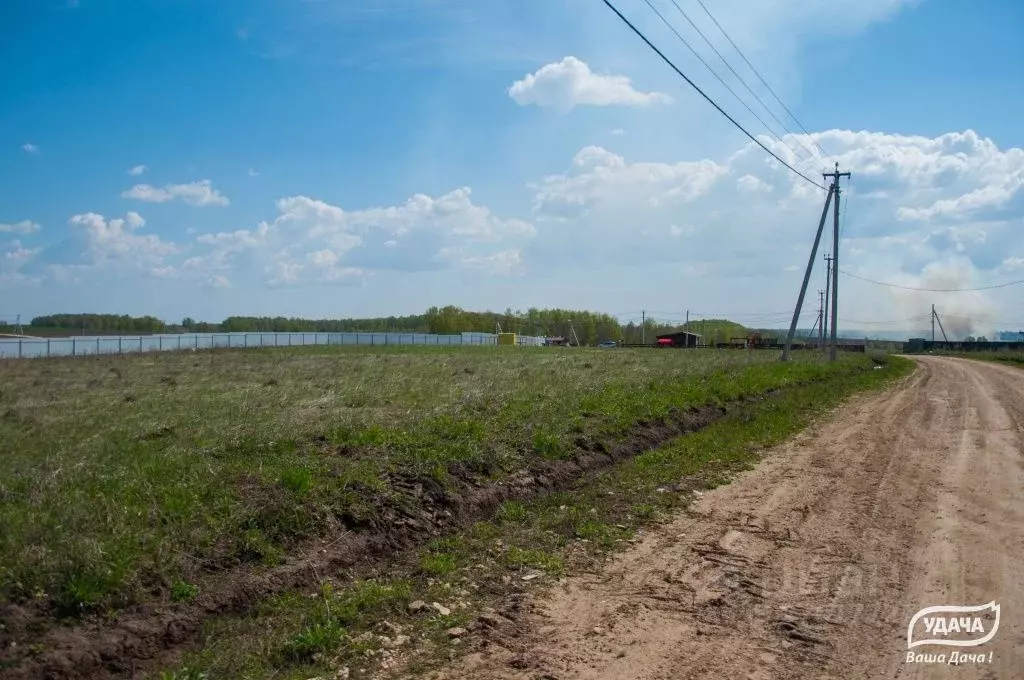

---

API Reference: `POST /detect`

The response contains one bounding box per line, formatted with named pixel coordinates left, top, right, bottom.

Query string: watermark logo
left=905, top=602, right=999, bottom=665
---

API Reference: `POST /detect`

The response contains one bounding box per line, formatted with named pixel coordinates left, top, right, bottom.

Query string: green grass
left=0, top=345, right=882, bottom=622
left=158, top=352, right=913, bottom=680
left=931, top=349, right=1024, bottom=368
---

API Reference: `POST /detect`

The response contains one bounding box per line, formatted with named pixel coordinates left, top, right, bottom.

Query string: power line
left=839, top=270, right=1024, bottom=292
left=837, top=314, right=931, bottom=325
left=640, top=0, right=819, bottom=176
left=933, top=313, right=1024, bottom=326
left=665, top=0, right=823, bottom=167
left=694, top=0, right=833, bottom=162
left=601, top=0, right=827, bottom=191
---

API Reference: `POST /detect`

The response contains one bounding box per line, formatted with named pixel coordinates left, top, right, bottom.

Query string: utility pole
left=932, top=306, right=949, bottom=343
left=641, top=308, right=645, bottom=345
left=825, top=163, right=850, bottom=362
left=685, top=309, right=689, bottom=331
left=782, top=181, right=835, bottom=361
left=823, top=253, right=832, bottom=350
left=817, top=290, right=825, bottom=348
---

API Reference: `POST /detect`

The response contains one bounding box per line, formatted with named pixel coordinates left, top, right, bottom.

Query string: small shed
left=655, top=331, right=701, bottom=348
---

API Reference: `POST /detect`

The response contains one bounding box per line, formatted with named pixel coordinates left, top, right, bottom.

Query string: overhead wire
left=694, top=0, right=833, bottom=162
left=665, top=0, right=823, bottom=169
left=932, top=313, right=1024, bottom=327
left=600, top=0, right=827, bottom=191
left=638, top=0, right=820, bottom=178
left=837, top=314, right=931, bottom=326
left=839, top=270, right=1024, bottom=292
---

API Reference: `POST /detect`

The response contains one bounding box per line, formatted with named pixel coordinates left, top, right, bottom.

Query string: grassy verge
left=930, top=350, right=1024, bottom=368
left=157, top=353, right=914, bottom=680
left=1, top=346, right=856, bottom=619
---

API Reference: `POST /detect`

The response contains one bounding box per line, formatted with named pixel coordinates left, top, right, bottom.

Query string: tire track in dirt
left=433, top=357, right=1024, bottom=680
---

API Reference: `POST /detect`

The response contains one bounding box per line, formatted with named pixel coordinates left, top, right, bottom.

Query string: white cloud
left=21, top=143, right=39, bottom=154
left=191, top=187, right=536, bottom=287
left=737, top=175, right=773, bottom=193
left=4, top=245, right=41, bottom=266
left=122, top=179, right=230, bottom=207
left=509, top=57, right=671, bottom=111
left=307, top=249, right=340, bottom=267
left=896, top=176, right=1024, bottom=221
left=68, top=211, right=178, bottom=266
left=668, top=224, right=695, bottom=238
left=517, top=128, right=1024, bottom=332
left=205, top=275, right=231, bottom=289
left=128, top=164, right=148, bottom=176
left=248, top=168, right=260, bottom=177
left=266, top=257, right=305, bottom=287
left=437, top=247, right=524, bottom=276
left=532, top=146, right=726, bottom=217
left=610, top=128, right=625, bottom=136
left=0, top=220, right=42, bottom=235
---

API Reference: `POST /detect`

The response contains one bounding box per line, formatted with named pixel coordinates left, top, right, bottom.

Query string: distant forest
left=18, top=308, right=753, bottom=346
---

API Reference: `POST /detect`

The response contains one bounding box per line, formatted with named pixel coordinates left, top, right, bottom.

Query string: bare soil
left=438, top=357, right=1024, bottom=679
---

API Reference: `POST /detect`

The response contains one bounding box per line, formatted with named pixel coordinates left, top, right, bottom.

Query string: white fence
left=0, top=331, right=546, bottom=359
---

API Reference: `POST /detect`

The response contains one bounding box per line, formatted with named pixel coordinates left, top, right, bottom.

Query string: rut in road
left=432, top=357, right=1024, bottom=680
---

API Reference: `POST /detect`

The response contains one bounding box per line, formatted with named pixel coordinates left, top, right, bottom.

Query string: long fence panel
left=0, top=331, right=546, bottom=359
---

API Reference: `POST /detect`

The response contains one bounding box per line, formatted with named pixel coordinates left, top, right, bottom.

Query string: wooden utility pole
left=782, top=182, right=834, bottom=361
left=932, top=305, right=949, bottom=343
left=825, top=163, right=850, bottom=362
left=641, top=309, right=646, bottom=345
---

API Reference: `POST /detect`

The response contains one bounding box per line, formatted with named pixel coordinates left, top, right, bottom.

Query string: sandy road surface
left=438, top=357, right=1024, bottom=680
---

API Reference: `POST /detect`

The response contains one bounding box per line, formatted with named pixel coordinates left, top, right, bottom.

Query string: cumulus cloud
left=0, top=220, right=42, bottom=234
left=67, top=211, right=178, bottom=266
left=509, top=57, right=671, bottom=111
left=128, top=164, right=148, bottom=176
left=191, top=187, right=535, bottom=287
left=531, top=146, right=726, bottom=218
left=737, top=175, right=772, bottom=193
left=4, top=244, right=41, bottom=266
left=21, top=143, right=39, bottom=154
left=519, top=129, right=1023, bottom=332
left=122, top=179, right=230, bottom=207
left=999, top=256, right=1024, bottom=271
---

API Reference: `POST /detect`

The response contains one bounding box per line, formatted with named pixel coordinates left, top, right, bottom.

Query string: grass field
left=936, top=349, right=1024, bottom=368
left=0, top=345, right=911, bottom=678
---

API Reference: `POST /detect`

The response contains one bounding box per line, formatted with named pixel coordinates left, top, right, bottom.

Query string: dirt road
left=439, top=357, right=1024, bottom=679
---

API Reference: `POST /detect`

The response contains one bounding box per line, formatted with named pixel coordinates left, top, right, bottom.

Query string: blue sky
left=2, top=0, right=1023, bottom=338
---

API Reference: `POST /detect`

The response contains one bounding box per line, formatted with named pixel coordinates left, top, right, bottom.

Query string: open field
left=0, top=345, right=907, bottom=678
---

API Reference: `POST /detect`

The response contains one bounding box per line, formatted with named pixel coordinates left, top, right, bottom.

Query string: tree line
left=28, top=314, right=168, bottom=333
left=26, top=308, right=748, bottom=346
